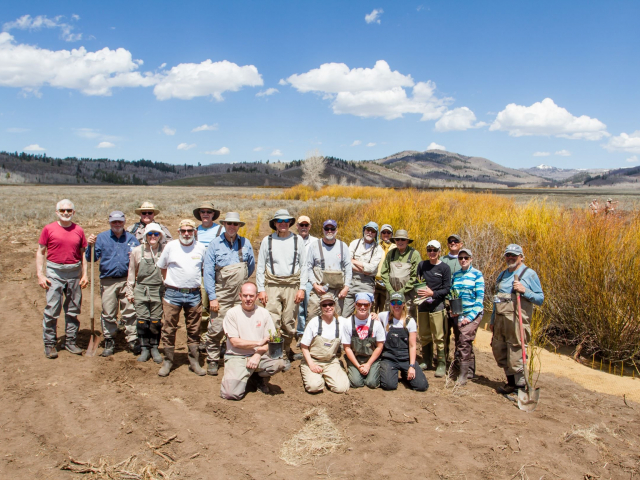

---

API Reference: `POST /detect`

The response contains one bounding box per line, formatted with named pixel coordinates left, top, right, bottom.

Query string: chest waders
left=312, top=239, right=345, bottom=289
left=214, top=236, right=249, bottom=305
left=388, top=248, right=415, bottom=293
left=382, top=320, right=410, bottom=362
left=134, top=245, right=164, bottom=359
left=307, top=319, right=342, bottom=363
left=350, top=316, right=377, bottom=357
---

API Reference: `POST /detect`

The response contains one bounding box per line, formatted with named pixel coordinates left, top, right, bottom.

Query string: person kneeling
left=220, top=283, right=289, bottom=400
left=341, top=292, right=385, bottom=389
left=299, top=294, right=349, bottom=394
left=379, top=293, right=429, bottom=392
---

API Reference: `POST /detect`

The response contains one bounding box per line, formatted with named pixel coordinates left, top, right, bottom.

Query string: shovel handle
left=90, top=244, right=95, bottom=331
left=514, top=274, right=529, bottom=383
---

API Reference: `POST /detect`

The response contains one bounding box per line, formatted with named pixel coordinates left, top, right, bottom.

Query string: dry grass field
left=1, top=185, right=639, bottom=480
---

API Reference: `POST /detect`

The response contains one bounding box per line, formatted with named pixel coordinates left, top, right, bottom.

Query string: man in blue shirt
left=202, top=212, right=255, bottom=375
left=490, top=244, right=544, bottom=394
left=87, top=211, right=140, bottom=357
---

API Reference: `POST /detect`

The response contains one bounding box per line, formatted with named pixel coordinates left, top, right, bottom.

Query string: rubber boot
left=456, top=361, right=470, bottom=386
left=434, top=350, right=447, bottom=377
left=467, top=357, right=476, bottom=379
left=100, top=339, right=115, bottom=357
left=129, top=340, right=142, bottom=356
left=187, top=345, right=206, bottom=376
left=207, top=361, right=219, bottom=376
left=137, top=347, right=151, bottom=362
left=497, top=374, right=516, bottom=394
left=150, top=346, right=163, bottom=364
left=158, top=347, right=174, bottom=377
left=419, top=343, right=433, bottom=370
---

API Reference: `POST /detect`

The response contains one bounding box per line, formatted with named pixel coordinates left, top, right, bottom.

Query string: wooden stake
left=614, top=365, right=616, bottom=375
left=621, top=361, right=624, bottom=377
left=609, top=360, right=612, bottom=374
left=592, top=353, right=595, bottom=369
left=600, top=358, right=603, bottom=371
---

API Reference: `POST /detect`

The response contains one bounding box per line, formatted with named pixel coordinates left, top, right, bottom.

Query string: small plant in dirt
left=269, top=330, right=282, bottom=343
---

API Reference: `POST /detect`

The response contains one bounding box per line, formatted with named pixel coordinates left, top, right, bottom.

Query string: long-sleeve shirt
left=490, top=264, right=544, bottom=324
left=307, top=238, right=353, bottom=287
left=417, top=260, right=451, bottom=312
left=203, top=234, right=256, bottom=299
left=451, top=266, right=485, bottom=320
left=349, top=238, right=383, bottom=286
left=86, top=230, right=139, bottom=279
left=256, top=233, right=308, bottom=291
left=380, top=246, right=422, bottom=295
left=376, top=241, right=396, bottom=282
left=440, top=254, right=462, bottom=281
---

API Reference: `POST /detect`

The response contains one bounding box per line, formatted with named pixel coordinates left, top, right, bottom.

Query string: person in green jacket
left=380, top=229, right=422, bottom=319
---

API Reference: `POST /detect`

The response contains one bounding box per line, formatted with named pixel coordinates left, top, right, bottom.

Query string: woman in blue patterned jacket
left=449, top=247, right=485, bottom=386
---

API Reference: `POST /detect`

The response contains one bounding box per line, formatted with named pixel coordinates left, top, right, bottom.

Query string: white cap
left=427, top=240, right=441, bottom=249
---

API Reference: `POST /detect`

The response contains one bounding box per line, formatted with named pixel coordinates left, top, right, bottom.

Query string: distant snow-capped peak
left=534, top=164, right=556, bottom=170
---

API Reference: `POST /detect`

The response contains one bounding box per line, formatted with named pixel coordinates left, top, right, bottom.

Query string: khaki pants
left=492, top=310, right=531, bottom=378
left=307, top=288, right=344, bottom=320
left=204, top=284, right=243, bottom=363
left=161, top=294, right=202, bottom=347
left=418, top=309, right=446, bottom=353
left=300, top=357, right=349, bottom=394
left=100, top=277, right=137, bottom=342
left=265, top=281, right=299, bottom=351
left=199, top=282, right=210, bottom=343
left=220, top=354, right=286, bottom=400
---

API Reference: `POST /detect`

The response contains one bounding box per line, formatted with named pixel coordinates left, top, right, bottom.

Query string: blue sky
left=1, top=1, right=639, bottom=169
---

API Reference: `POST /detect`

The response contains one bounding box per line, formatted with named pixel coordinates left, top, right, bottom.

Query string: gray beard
left=179, top=235, right=194, bottom=246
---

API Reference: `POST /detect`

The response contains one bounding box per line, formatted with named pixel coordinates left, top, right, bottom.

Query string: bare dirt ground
left=1, top=186, right=640, bottom=479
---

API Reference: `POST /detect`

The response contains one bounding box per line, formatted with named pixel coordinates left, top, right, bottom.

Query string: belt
left=165, top=285, right=200, bottom=293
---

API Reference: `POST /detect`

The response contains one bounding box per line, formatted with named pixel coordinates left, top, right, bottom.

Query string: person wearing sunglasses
left=344, top=221, right=383, bottom=317
left=380, top=229, right=422, bottom=317
left=192, top=201, right=224, bottom=353
left=449, top=248, right=485, bottom=385
left=256, top=209, right=308, bottom=362
left=374, top=224, right=396, bottom=313
left=125, top=223, right=165, bottom=363
left=299, top=293, right=349, bottom=394
left=379, top=292, right=429, bottom=391
left=440, top=234, right=464, bottom=364
left=127, top=202, right=172, bottom=246
left=307, top=219, right=352, bottom=320
left=341, top=292, right=385, bottom=388
left=156, top=219, right=208, bottom=377
left=86, top=211, right=141, bottom=357
left=295, top=215, right=317, bottom=342
left=416, top=240, right=451, bottom=377
left=490, top=244, right=544, bottom=395
left=36, top=199, right=89, bottom=359
left=202, top=212, right=255, bottom=375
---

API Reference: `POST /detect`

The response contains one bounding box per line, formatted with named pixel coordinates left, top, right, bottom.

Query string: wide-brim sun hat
left=269, top=209, right=295, bottom=230
left=221, top=212, right=245, bottom=227
left=193, top=201, right=221, bottom=222
left=391, top=229, right=414, bottom=244
left=135, top=201, right=160, bottom=215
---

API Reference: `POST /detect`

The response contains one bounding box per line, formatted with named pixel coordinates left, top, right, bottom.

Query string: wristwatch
left=409, top=363, right=417, bottom=368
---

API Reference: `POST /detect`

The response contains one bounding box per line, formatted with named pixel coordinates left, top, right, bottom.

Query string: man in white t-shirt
left=220, top=282, right=290, bottom=400
left=341, top=292, right=385, bottom=388
left=157, top=219, right=207, bottom=377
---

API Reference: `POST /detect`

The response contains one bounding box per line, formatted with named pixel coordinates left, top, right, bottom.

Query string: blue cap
left=109, top=211, right=125, bottom=222
left=323, top=219, right=338, bottom=228
left=355, top=292, right=373, bottom=304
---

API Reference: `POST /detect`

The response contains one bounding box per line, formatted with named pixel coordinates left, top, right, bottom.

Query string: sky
left=0, top=1, right=639, bottom=169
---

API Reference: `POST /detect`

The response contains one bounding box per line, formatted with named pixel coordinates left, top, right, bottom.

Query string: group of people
left=588, top=197, right=619, bottom=215
left=37, top=199, right=544, bottom=401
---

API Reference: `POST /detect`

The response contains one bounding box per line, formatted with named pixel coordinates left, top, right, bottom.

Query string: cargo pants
left=100, top=277, right=137, bottom=342
left=42, top=261, right=82, bottom=346
left=220, top=354, right=287, bottom=400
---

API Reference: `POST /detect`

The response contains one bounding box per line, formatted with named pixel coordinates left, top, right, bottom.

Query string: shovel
left=85, top=245, right=100, bottom=357
left=514, top=274, right=540, bottom=412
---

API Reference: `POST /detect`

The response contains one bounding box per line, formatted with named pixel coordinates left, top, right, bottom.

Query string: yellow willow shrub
left=298, top=186, right=640, bottom=361
left=276, top=184, right=394, bottom=201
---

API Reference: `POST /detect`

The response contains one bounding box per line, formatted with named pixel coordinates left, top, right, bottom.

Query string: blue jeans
left=296, top=281, right=313, bottom=335
left=164, top=288, right=201, bottom=308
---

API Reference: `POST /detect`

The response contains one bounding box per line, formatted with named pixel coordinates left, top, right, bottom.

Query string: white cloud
left=162, top=126, right=176, bottom=136
left=435, top=107, right=486, bottom=132
left=256, top=87, right=279, bottom=97
left=192, top=123, right=218, bottom=132
left=603, top=131, right=640, bottom=154
left=533, top=151, right=551, bottom=157
left=278, top=79, right=288, bottom=86
left=74, top=128, right=119, bottom=142
left=426, top=142, right=445, bottom=151
left=159, top=62, right=167, bottom=69
left=153, top=60, right=263, bottom=100
left=24, top=143, right=45, bottom=151
left=626, top=155, right=638, bottom=163
left=177, top=143, right=196, bottom=150
left=365, top=9, right=383, bottom=24
left=270, top=149, right=282, bottom=156
left=97, top=141, right=115, bottom=148
left=253, top=146, right=263, bottom=152
left=71, top=14, right=80, bottom=21
left=555, top=149, right=571, bottom=156
left=205, top=147, right=230, bottom=155
left=3, top=14, right=82, bottom=42
left=7, top=127, right=29, bottom=133
left=351, top=140, right=362, bottom=146
left=286, top=60, right=450, bottom=121
left=490, top=98, right=608, bottom=140
left=366, top=142, right=376, bottom=147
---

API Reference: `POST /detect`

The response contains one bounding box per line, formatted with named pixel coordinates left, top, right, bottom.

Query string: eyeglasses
left=275, top=219, right=290, bottom=224
left=426, top=248, right=439, bottom=253
left=458, top=256, right=471, bottom=260
left=147, top=232, right=161, bottom=237
left=355, top=303, right=370, bottom=308
left=390, top=300, right=404, bottom=306
left=364, top=228, right=376, bottom=233
left=298, top=223, right=310, bottom=227
left=321, top=303, right=335, bottom=308
left=448, top=239, right=461, bottom=244
left=226, top=222, right=239, bottom=226
left=395, top=239, right=407, bottom=242
left=200, top=210, right=214, bottom=214
left=141, top=211, right=154, bottom=216
left=505, top=253, right=518, bottom=258
left=323, top=226, right=336, bottom=231
left=381, top=231, right=392, bottom=235
left=58, top=209, right=73, bottom=213
left=179, top=229, right=194, bottom=234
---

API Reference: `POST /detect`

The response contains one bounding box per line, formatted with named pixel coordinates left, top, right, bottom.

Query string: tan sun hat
left=193, top=201, right=221, bottom=222
left=391, top=229, right=414, bottom=244
left=297, top=215, right=311, bottom=224
left=135, top=201, right=160, bottom=215
left=221, top=212, right=245, bottom=227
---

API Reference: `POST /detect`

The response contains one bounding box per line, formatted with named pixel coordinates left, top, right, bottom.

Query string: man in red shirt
left=36, top=199, right=88, bottom=359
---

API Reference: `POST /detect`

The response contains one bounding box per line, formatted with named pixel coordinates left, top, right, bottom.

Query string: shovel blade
left=85, top=335, right=100, bottom=357
left=517, top=387, right=541, bottom=412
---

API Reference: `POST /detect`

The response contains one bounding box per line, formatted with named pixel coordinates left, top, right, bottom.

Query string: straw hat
left=391, top=229, right=414, bottom=244
left=221, top=212, right=245, bottom=227
left=135, top=201, right=160, bottom=215
left=269, top=209, right=295, bottom=230
left=193, top=201, right=221, bottom=222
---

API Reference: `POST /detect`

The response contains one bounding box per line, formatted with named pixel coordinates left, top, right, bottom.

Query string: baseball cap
left=505, top=244, right=523, bottom=256
left=297, top=215, right=311, bottom=224
left=323, top=219, right=338, bottom=228
left=447, top=234, right=462, bottom=243
left=109, top=211, right=125, bottom=222
left=458, top=248, right=473, bottom=257
left=427, top=240, right=441, bottom=249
